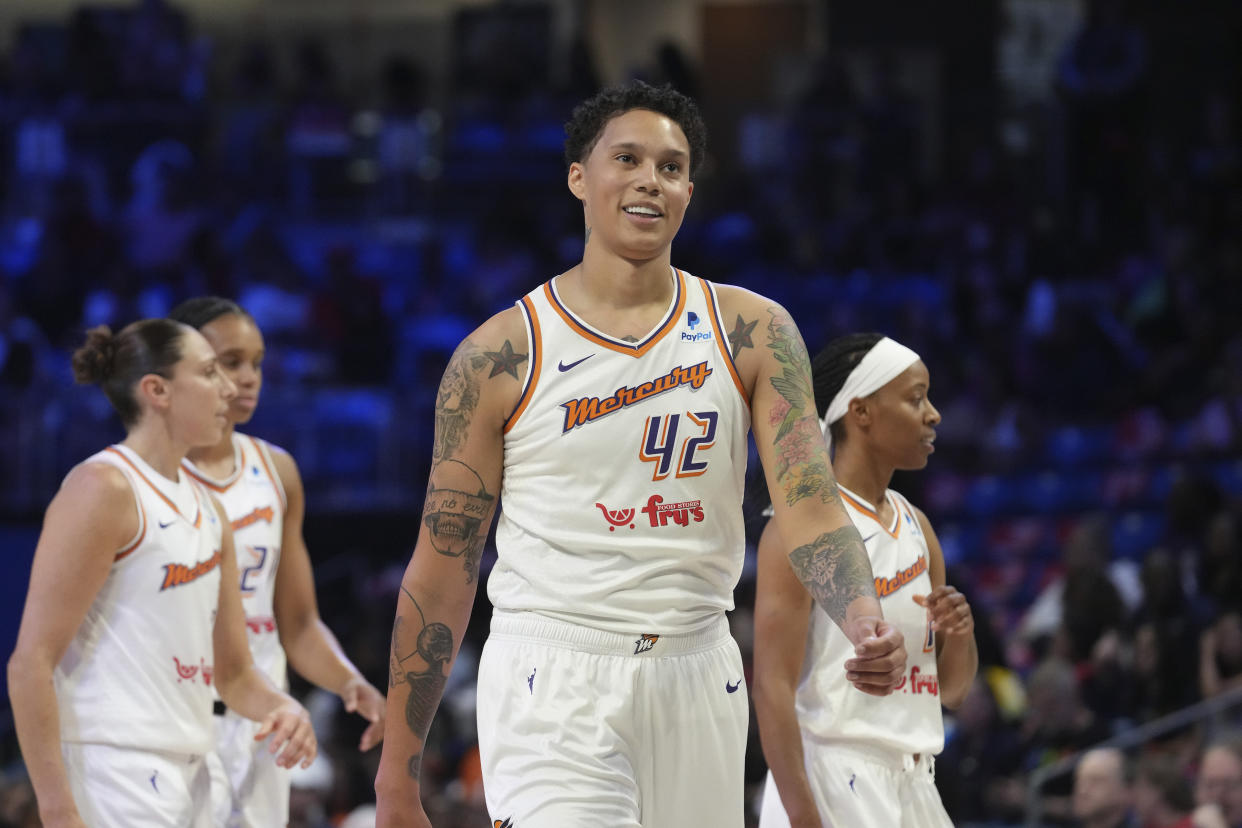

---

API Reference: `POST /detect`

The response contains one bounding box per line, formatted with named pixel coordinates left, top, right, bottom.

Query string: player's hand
left=254, top=701, right=317, bottom=769
left=913, top=585, right=974, bottom=638
left=842, top=615, right=907, bottom=696
left=341, top=673, right=387, bottom=751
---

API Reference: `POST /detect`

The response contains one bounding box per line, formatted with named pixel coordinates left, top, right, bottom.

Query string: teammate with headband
left=754, top=333, right=978, bottom=828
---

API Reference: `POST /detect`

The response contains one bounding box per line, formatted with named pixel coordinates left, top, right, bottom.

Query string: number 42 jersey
left=489, top=269, right=751, bottom=635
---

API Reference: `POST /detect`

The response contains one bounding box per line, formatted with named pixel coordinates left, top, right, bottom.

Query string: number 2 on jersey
left=240, top=545, right=269, bottom=595
left=639, top=411, right=718, bottom=481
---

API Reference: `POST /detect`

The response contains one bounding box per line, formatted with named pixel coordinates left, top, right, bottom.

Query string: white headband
left=820, top=337, right=921, bottom=442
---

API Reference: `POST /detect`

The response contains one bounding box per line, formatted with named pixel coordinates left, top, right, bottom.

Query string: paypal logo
left=681, top=311, right=712, bottom=342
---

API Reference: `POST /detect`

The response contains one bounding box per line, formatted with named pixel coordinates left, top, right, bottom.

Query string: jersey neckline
left=544, top=267, right=687, bottom=357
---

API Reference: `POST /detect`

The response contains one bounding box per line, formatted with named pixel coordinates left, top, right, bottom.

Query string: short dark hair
left=564, top=80, right=707, bottom=178
left=71, top=320, right=190, bottom=428
left=810, top=332, right=885, bottom=446
left=168, top=296, right=250, bottom=331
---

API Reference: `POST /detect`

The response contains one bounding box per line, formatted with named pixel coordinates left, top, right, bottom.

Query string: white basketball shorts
left=205, top=705, right=291, bottom=828
left=477, top=610, right=749, bottom=827
left=758, top=741, right=953, bottom=828
left=61, top=741, right=211, bottom=827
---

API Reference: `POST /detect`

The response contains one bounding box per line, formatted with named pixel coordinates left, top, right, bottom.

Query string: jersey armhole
left=503, top=296, right=542, bottom=434
left=103, top=462, right=147, bottom=561
left=250, top=436, right=288, bottom=513
left=700, top=279, right=750, bottom=405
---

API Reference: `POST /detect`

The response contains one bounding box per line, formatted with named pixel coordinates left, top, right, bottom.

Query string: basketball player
left=754, top=333, right=978, bottom=828
left=7, top=320, right=317, bottom=828
left=169, top=297, right=387, bottom=828
left=373, top=81, right=908, bottom=828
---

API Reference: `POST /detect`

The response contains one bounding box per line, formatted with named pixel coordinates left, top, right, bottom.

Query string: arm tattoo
left=421, top=459, right=495, bottom=583
left=388, top=587, right=454, bottom=779
left=434, top=340, right=489, bottom=460
left=407, top=753, right=423, bottom=780
left=764, top=306, right=837, bottom=506
left=788, top=528, right=877, bottom=626
left=727, top=314, right=758, bottom=359
left=483, top=340, right=527, bottom=380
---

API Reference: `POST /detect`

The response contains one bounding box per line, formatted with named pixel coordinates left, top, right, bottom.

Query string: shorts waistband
left=488, top=610, right=731, bottom=657
left=814, top=740, right=935, bottom=773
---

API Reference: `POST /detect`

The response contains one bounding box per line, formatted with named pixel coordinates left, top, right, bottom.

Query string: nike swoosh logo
left=860, top=531, right=879, bottom=544
left=158, top=519, right=176, bottom=529
left=558, top=354, right=595, bottom=372
left=726, top=678, right=742, bottom=693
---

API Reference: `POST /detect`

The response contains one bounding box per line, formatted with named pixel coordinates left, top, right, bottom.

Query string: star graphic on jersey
left=727, top=314, right=758, bottom=359
left=484, top=341, right=527, bottom=380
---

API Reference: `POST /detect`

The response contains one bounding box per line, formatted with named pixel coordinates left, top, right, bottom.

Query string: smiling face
left=567, top=108, right=694, bottom=263
left=856, top=360, right=940, bottom=470
left=163, top=328, right=237, bottom=447
left=197, top=312, right=264, bottom=425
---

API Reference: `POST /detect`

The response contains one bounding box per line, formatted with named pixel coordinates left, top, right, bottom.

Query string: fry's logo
left=559, top=362, right=712, bottom=432
left=893, top=665, right=939, bottom=696
left=596, top=504, right=636, bottom=531
left=640, top=495, right=704, bottom=527
left=160, top=550, right=222, bottom=591
left=246, top=616, right=277, bottom=635
left=596, top=496, right=705, bottom=530
left=173, top=656, right=214, bottom=685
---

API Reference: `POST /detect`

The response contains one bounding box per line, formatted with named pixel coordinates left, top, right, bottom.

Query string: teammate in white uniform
left=170, top=297, right=386, bottom=828
left=375, top=82, right=908, bottom=828
left=754, top=333, right=978, bottom=828
left=8, top=319, right=316, bottom=828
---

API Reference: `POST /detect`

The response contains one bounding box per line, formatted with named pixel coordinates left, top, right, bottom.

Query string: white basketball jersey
left=182, top=433, right=288, bottom=690
left=490, top=269, right=751, bottom=634
left=55, top=444, right=223, bottom=754
left=795, top=485, right=944, bottom=756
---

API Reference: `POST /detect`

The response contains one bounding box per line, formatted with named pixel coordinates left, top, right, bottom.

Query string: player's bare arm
left=375, top=309, right=521, bottom=826
left=752, top=519, right=823, bottom=828
left=911, top=507, right=977, bottom=708
left=719, top=286, right=905, bottom=691
left=8, top=463, right=134, bottom=827
left=270, top=447, right=387, bottom=750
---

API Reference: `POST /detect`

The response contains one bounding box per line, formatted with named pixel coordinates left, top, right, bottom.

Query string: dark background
left=1, top=0, right=1240, bottom=824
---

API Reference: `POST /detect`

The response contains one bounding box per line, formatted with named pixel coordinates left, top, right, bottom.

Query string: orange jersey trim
left=700, top=279, right=749, bottom=404
left=251, top=438, right=287, bottom=511
left=504, top=296, right=543, bottom=434
left=114, top=497, right=147, bottom=561
left=104, top=447, right=202, bottom=528
left=839, top=489, right=900, bottom=539
left=542, top=269, right=687, bottom=358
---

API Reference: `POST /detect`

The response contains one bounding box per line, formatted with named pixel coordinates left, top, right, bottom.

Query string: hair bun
left=71, top=325, right=118, bottom=384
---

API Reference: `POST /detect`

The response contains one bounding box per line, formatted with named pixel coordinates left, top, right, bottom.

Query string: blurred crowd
left=1, top=0, right=1241, bottom=825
